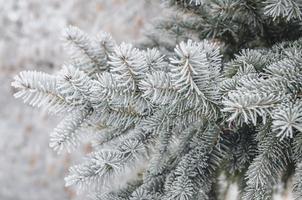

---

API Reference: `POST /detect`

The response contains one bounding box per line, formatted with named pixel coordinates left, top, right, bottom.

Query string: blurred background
left=0, top=0, right=161, bottom=199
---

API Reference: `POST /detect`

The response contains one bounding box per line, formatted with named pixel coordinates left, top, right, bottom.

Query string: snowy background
left=0, top=1, right=160, bottom=199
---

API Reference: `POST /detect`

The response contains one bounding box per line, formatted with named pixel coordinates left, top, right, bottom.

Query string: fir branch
left=265, top=57, right=302, bottom=86
left=222, top=91, right=283, bottom=125
left=242, top=132, right=291, bottom=200
left=109, top=43, right=147, bottom=90
left=224, top=49, right=270, bottom=77
left=272, top=100, right=302, bottom=139
left=64, top=26, right=111, bottom=73
left=11, top=71, right=71, bottom=114
left=96, top=31, right=116, bottom=61
left=12, top=24, right=302, bottom=199
left=144, top=48, right=167, bottom=71
left=57, top=65, right=93, bottom=106
left=49, top=107, right=92, bottom=153
left=92, top=106, right=144, bottom=130
left=140, top=71, right=179, bottom=105
left=65, top=150, right=127, bottom=190
left=94, top=179, right=141, bottom=200
left=264, top=0, right=302, bottom=21
left=169, top=39, right=211, bottom=96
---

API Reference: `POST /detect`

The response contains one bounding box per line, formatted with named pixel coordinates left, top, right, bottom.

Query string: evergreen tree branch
left=12, top=71, right=72, bottom=114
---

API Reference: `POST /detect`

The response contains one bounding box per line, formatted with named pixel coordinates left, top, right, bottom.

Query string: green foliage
left=264, top=0, right=302, bottom=21
left=242, top=132, right=291, bottom=200
left=143, top=0, right=302, bottom=57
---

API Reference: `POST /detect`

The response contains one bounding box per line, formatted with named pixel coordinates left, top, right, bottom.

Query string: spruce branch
left=49, top=107, right=92, bottom=153
left=224, top=49, right=270, bottom=78
left=144, top=48, right=167, bottom=71
left=264, top=0, right=302, bottom=21
left=94, top=179, right=141, bottom=200
left=66, top=133, right=148, bottom=191
left=222, top=91, right=282, bottom=126
left=265, top=57, right=302, bottom=86
left=169, top=39, right=211, bottom=96
left=65, top=150, right=127, bottom=190
left=140, top=71, right=179, bottom=105
left=242, top=132, right=291, bottom=200
left=57, top=65, right=94, bottom=106
left=64, top=26, right=111, bottom=74
left=11, top=71, right=71, bottom=114
left=11, top=23, right=302, bottom=200
left=96, top=31, right=116, bottom=61
left=272, top=100, right=302, bottom=139
left=109, top=43, right=147, bottom=90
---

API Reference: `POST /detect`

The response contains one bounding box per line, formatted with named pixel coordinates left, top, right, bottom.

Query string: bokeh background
left=0, top=1, right=160, bottom=199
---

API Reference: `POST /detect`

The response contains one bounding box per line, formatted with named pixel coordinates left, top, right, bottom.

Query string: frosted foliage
left=12, top=22, right=302, bottom=199
left=264, top=0, right=302, bottom=21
